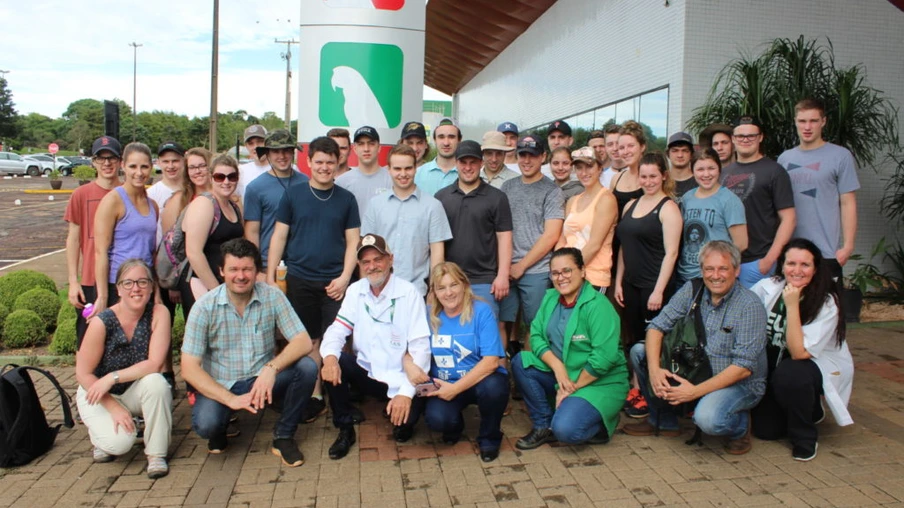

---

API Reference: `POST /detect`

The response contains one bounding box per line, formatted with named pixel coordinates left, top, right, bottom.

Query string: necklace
left=309, top=183, right=334, bottom=202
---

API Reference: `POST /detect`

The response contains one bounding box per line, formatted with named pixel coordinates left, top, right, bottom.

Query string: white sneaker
left=93, top=447, right=114, bottom=463
left=147, top=456, right=169, bottom=479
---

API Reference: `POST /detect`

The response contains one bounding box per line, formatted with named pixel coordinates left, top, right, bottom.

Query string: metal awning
left=424, top=0, right=556, bottom=95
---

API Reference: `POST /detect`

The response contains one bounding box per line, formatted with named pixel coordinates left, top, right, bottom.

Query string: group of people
left=63, top=96, right=857, bottom=479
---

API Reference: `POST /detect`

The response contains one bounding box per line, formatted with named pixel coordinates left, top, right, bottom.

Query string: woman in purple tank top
left=90, top=142, right=158, bottom=319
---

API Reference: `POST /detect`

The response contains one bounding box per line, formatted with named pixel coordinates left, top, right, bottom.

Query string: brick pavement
left=2, top=325, right=904, bottom=507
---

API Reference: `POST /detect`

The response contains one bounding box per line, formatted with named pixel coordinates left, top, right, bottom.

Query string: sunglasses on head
left=212, top=172, right=239, bottom=183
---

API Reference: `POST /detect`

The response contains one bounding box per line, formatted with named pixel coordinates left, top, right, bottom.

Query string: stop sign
left=48, top=143, right=59, bottom=155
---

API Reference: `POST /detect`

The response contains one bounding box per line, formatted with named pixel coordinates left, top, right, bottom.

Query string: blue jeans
left=511, top=353, right=605, bottom=444
left=471, top=283, right=500, bottom=318
left=192, top=356, right=318, bottom=440
left=499, top=272, right=549, bottom=324
left=425, top=372, right=509, bottom=451
left=739, top=259, right=775, bottom=289
left=630, top=342, right=758, bottom=439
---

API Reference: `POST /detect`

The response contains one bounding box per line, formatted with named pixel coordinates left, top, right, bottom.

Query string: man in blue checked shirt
left=623, top=240, right=767, bottom=455
left=181, top=238, right=318, bottom=468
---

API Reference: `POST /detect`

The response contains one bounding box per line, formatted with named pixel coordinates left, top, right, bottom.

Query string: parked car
left=23, top=156, right=56, bottom=175
left=24, top=154, right=69, bottom=170
left=0, top=152, right=43, bottom=176
left=58, top=156, right=90, bottom=176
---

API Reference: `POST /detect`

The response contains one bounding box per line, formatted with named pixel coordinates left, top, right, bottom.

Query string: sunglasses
left=212, top=172, right=239, bottom=183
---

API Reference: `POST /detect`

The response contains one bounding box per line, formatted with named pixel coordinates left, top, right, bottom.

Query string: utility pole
left=275, top=38, right=298, bottom=129
left=129, top=42, right=142, bottom=141
left=209, top=0, right=220, bottom=152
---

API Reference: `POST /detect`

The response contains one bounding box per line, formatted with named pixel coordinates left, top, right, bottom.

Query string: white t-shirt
left=600, top=167, right=621, bottom=189
left=238, top=161, right=271, bottom=206
left=147, top=180, right=180, bottom=244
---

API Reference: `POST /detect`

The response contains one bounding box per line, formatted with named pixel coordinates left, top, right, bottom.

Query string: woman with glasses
left=512, top=248, right=628, bottom=450
left=90, top=142, right=158, bottom=319
left=75, top=258, right=173, bottom=479
left=557, top=147, right=618, bottom=292
left=549, top=147, right=584, bottom=201
left=181, top=154, right=243, bottom=311
left=160, top=148, right=213, bottom=235
left=403, top=263, right=509, bottom=462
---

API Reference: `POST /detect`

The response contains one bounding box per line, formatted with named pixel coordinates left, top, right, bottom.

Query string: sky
left=0, top=0, right=450, bottom=120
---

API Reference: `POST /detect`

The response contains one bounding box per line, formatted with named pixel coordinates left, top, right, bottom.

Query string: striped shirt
left=649, top=279, right=768, bottom=399
left=182, top=282, right=306, bottom=389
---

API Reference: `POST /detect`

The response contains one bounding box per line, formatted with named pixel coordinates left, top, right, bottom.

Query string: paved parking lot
left=0, top=175, right=73, bottom=270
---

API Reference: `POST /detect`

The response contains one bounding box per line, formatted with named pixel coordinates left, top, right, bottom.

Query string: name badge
left=571, top=334, right=589, bottom=342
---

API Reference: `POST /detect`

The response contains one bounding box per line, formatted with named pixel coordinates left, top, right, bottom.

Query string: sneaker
left=134, top=417, right=146, bottom=439
left=93, top=447, right=114, bottom=463
left=147, top=456, right=169, bottom=479
left=622, top=420, right=680, bottom=437
left=393, top=425, right=414, bottom=443
left=793, top=442, right=818, bottom=462
left=813, top=399, right=826, bottom=425
left=329, top=427, right=356, bottom=460
left=207, top=434, right=227, bottom=454
left=271, top=438, right=304, bottom=467
left=302, top=397, right=327, bottom=423
left=624, top=391, right=649, bottom=419
left=724, top=413, right=752, bottom=455
left=515, top=428, right=555, bottom=450
left=226, top=422, right=241, bottom=438
left=624, top=387, right=641, bottom=410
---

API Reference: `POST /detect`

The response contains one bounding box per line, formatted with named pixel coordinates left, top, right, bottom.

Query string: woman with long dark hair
left=751, top=238, right=853, bottom=461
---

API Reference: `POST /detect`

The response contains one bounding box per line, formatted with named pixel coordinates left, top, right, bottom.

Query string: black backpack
left=0, top=365, right=74, bottom=467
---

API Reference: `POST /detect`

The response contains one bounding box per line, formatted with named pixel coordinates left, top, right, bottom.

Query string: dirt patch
left=861, top=301, right=904, bottom=323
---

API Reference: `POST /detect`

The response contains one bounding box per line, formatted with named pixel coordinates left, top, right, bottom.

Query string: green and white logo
left=319, top=42, right=404, bottom=129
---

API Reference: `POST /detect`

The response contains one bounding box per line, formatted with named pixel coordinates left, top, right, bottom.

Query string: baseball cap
left=571, top=146, right=598, bottom=166
left=157, top=141, right=185, bottom=157
left=481, top=131, right=513, bottom=152
left=701, top=123, right=733, bottom=137
left=91, top=136, right=122, bottom=157
left=455, top=140, right=483, bottom=161
left=255, top=129, right=296, bottom=159
left=667, top=132, right=694, bottom=149
left=733, top=115, right=763, bottom=130
left=354, top=126, right=380, bottom=143
left=516, top=136, right=545, bottom=156
left=243, top=124, right=267, bottom=143
left=547, top=120, right=572, bottom=137
left=356, top=234, right=392, bottom=259
left=400, top=121, right=426, bottom=140
left=497, top=122, right=519, bottom=135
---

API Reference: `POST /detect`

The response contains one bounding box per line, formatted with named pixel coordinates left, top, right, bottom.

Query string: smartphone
left=415, top=381, right=439, bottom=396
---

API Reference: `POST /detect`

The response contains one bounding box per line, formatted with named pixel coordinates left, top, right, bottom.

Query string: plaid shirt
left=649, top=280, right=767, bottom=399
left=182, top=282, right=306, bottom=389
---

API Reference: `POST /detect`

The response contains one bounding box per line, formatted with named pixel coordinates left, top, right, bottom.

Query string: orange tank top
left=562, top=188, right=615, bottom=287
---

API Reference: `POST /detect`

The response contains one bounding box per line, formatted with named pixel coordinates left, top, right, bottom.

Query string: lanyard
left=364, top=298, right=396, bottom=325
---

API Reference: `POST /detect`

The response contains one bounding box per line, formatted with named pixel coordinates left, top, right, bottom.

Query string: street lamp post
left=209, top=0, right=220, bottom=152
left=275, top=39, right=298, bottom=129
left=129, top=42, right=142, bottom=142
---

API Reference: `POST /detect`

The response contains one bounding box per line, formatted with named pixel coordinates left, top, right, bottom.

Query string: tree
left=0, top=77, right=19, bottom=143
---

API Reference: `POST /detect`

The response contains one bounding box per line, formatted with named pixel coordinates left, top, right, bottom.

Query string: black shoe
left=329, top=427, right=356, bottom=460
left=510, top=380, right=523, bottom=401
left=586, top=430, right=610, bottom=445
left=793, top=442, right=818, bottom=462
left=271, top=438, right=304, bottom=467
left=302, top=397, right=327, bottom=423
left=393, top=426, right=414, bottom=443
left=226, top=422, right=241, bottom=438
left=480, top=448, right=500, bottom=462
left=516, top=428, right=554, bottom=450
left=208, top=434, right=227, bottom=454
left=441, top=432, right=461, bottom=445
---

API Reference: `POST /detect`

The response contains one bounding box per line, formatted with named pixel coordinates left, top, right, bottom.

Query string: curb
left=23, top=189, right=74, bottom=194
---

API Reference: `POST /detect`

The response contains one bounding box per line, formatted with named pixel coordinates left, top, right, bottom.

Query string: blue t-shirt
left=678, top=185, right=746, bottom=281
left=244, top=172, right=309, bottom=267
left=275, top=183, right=360, bottom=281
left=429, top=300, right=506, bottom=382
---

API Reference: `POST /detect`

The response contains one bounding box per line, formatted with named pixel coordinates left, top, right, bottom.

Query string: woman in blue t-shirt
left=404, top=262, right=509, bottom=462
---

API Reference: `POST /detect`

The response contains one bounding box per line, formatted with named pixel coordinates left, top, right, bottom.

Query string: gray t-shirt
left=501, top=176, right=565, bottom=274
left=335, top=166, right=392, bottom=218
left=677, top=186, right=747, bottom=281
left=777, top=143, right=860, bottom=260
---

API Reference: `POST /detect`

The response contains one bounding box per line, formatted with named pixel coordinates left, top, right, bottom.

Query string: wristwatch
left=112, top=371, right=120, bottom=384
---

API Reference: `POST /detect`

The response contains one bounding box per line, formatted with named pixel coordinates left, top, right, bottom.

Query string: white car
left=24, top=154, right=68, bottom=172
left=0, top=152, right=43, bottom=176
left=23, top=156, right=56, bottom=175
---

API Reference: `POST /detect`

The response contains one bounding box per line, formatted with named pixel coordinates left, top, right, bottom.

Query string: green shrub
left=0, top=303, right=8, bottom=329
left=73, top=165, right=96, bottom=180
left=0, top=270, right=57, bottom=310
left=50, top=300, right=78, bottom=355
left=14, top=288, right=61, bottom=331
left=2, top=309, right=47, bottom=348
left=171, top=304, right=185, bottom=352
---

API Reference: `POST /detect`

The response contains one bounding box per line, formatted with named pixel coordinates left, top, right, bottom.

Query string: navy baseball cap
left=92, top=136, right=122, bottom=157
left=497, top=122, right=519, bottom=135
left=547, top=120, right=572, bottom=137
left=157, top=141, right=185, bottom=157
left=400, top=121, right=426, bottom=140
left=354, top=126, right=380, bottom=143
left=516, top=136, right=545, bottom=156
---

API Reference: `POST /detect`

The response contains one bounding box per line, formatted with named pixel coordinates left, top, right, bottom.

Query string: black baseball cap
left=733, top=115, right=763, bottom=130
left=547, top=120, right=572, bottom=137
left=516, top=136, right=545, bottom=156
left=454, top=140, right=482, bottom=161
left=157, top=141, right=185, bottom=157
left=354, top=126, right=380, bottom=143
left=91, top=136, right=122, bottom=157
left=400, top=121, right=426, bottom=140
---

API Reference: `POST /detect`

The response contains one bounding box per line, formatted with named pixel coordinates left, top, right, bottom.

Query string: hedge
left=50, top=301, right=78, bottom=355
left=2, top=309, right=47, bottom=348
left=0, top=270, right=57, bottom=310
left=14, top=288, right=61, bottom=331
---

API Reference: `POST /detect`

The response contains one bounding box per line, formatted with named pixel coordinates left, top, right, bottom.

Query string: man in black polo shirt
left=435, top=140, right=513, bottom=320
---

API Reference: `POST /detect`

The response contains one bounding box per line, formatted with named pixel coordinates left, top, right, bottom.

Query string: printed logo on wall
left=319, top=42, right=404, bottom=129
left=323, top=0, right=405, bottom=9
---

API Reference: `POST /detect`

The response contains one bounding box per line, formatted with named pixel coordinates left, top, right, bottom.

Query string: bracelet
left=265, top=362, right=279, bottom=373
left=112, top=371, right=120, bottom=384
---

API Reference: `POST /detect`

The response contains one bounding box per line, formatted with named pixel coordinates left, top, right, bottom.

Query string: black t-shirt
left=674, top=176, right=697, bottom=200
left=435, top=181, right=513, bottom=284
left=720, top=157, right=795, bottom=262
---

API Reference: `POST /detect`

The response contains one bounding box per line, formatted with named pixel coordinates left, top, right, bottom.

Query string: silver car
left=0, top=152, right=43, bottom=176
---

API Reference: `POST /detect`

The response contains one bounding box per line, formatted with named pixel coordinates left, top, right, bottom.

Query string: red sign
left=48, top=143, right=59, bottom=155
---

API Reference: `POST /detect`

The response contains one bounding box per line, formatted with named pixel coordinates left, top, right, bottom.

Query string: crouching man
left=623, top=241, right=767, bottom=455
left=321, top=234, right=431, bottom=460
left=181, top=238, right=318, bottom=467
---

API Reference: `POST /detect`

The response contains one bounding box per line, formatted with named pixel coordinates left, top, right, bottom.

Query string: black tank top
left=612, top=171, right=645, bottom=218
left=203, top=207, right=244, bottom=284
left=616, top=196, right=671, bottom=288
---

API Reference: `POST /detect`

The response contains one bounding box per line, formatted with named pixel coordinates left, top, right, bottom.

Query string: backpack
left=0, top=365, right=74, bottom=467
left=155, top=193, right=238, bottom=289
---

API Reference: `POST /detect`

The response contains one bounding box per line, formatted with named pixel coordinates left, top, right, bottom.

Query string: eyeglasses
left=187, top=163, right=208, bottom=172
left=549, top=267, right=575, bottom=280
left=732, top=133, right=760, bottom=141
left=118, top=278, right=152, bottom=290
left=212, top=172, right=239, bottom=183
left=94, top=155, right=120, bottom=164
